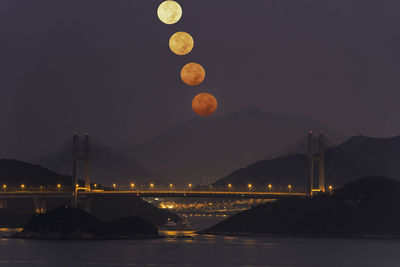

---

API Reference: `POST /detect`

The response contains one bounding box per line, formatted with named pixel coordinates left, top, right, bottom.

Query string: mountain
left=205, top=177, right=400, bottom=237
left=213, top=135, right=400, bottom=190
left=39, top=137, right=169, bottom=188
left=0, top=159, right=71, bottom=187
left=121, top=108, right=345, bottom=184
left=265, top=135, right=337, bottom=160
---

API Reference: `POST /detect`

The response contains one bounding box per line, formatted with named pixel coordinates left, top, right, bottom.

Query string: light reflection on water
left=0, top=231, right=400, bottom=266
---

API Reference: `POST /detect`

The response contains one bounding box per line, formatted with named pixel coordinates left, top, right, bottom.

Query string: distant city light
left=268, top=184, right=272, bottom=189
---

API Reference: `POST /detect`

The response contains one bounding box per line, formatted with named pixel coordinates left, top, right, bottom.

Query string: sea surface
left=1, top=228, right=400, bottom=266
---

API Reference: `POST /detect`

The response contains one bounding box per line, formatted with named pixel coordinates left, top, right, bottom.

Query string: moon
left=169, top=32, right=194, bottom=55
left=157, top=1, right=182, bottom=25
left=192, top=93, right=218, bottom=117
left=181, top=63, right=206, bottom=86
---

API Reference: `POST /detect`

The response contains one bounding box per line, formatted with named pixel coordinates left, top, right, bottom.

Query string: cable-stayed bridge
left=0, top=131, right=327, bottom=213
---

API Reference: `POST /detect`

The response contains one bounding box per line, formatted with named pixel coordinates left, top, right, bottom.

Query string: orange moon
left=192, top=93, right=218, bottom=117
left=181, top=63, right=205, bottom=86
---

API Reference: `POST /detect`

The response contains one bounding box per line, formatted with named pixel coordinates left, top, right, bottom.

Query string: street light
left=57, top=184, right=61, bottom=191
left=288, top=185, right=292, bottom=191
left=130, top=183, right=135, bottom=190
left=248, top=184, right=252, bottom=192
left=169, top=183, right=173, bottom=190
left=150, top=183, right=154, bottom=190
left=112, top=183, right=116, bottom=191
left=328, top=185, right=333, bottom=194
left=228, top=184, right=232, bottom=190
left=188, top=183, right=192, bottom=190
left=268, top=184, right=272, bottom=191
left=2, top=184, right=6, bottom=191
left=94, top=184, right=97, bottom=189
left=21, top=184, right=25, bottom=191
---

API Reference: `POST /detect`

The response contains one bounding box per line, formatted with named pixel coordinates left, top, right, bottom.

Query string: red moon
left=192, top=93, right=218, bottom=117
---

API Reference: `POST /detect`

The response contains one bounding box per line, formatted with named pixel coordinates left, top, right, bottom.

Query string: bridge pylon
left=72, top=132, right=91, bottom=208
left=307, top=131, right=326, bottom=196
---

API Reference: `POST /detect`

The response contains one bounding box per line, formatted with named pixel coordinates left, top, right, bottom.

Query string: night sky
left=0, top=0, right=399, bottom=159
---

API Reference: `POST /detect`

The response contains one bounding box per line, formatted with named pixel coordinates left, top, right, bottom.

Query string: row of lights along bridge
left=1, top=183, right=334, bottom=194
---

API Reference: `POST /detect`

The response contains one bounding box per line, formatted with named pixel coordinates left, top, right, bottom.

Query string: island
left=11, top=206, right=159, bottom=240
left=204, top=176, right=400, bottom=238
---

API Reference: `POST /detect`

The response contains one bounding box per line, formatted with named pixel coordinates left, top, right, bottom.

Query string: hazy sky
left=0, top=0, right=399, bottom=159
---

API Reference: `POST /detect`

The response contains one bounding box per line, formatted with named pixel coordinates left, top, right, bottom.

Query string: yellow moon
left=157, top=1, right=182, bottom=25
left=181, top=63, right=206, bottom=86
left=192, top=93, right=218, bottom=117
left=169, top=32, right=194, bottom=55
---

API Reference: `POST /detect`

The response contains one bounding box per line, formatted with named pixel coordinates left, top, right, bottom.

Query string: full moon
left=192, top=93, right=218, bottom=117
left=169, top=32, right=194, bottom=55
left=157, top=1, right=182, bottom=25
left=181, top=63, right=206, bottom=86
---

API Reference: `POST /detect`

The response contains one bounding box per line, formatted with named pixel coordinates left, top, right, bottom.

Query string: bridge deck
left=0, top=191, right=306, bottom=199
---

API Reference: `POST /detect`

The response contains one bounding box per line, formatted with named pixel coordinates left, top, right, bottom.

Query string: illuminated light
left=2, top=185, right=6, bottom=189
left=94, top=184, right=97, bottom=188
left=157, top=0, right=182, bottom=25
left=329, top=185, right=333, bottom=190
left=169, top=183, right=173, bottom=187
left=76, top=184, right=79, bottom=187
left=188, top=183, right=192, bottom=188
left=268, top=184, right=272, bottom=189
left=130, top=183, right=135, bottom=188
left=228, top=184, right=232, bottom=188
left=170, top=32, right=194, bottom=56
left=112, top=183, right=116, bottom=188
left=248, top=184, right=252, bottom=188
left=150, top=183, right=154, bottom=187
left=288, top=185, right=292, bottom=189
left=21, top=184, right=25, bottom=189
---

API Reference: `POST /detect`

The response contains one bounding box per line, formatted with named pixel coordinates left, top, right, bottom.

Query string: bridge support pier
left=308, top=131, right=326, bottom=196
left=0, top=199, right=7, bottom=209
left=83, top=198, right=92, bottom=214
left=72, top=132, right=91, bottom=208
left=33, top=198, right=47, bottom=214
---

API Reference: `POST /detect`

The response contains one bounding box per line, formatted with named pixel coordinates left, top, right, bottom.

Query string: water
left=0, top=229, right=400, bottom=266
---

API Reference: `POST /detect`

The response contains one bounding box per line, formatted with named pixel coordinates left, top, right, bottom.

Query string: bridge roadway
left=0, top=190, right=306, bottom=199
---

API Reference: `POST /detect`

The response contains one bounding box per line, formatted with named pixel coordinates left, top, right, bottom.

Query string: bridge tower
left=72, top=132, right=91, bottom=208
left=307, top=131, right=326, bottom=196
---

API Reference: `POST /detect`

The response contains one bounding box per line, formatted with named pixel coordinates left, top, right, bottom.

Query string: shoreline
left=199, top=231, right=400, bottom=240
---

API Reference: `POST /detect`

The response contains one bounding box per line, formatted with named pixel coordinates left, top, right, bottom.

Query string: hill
left=213, top=135, right=400, bottom=190
left=121, top=108, right=344, bottom=184
left=0, top=159, right=71, bottom=187
left=40, top=136, right=169, bottom=188
left=13, top=206, right=159, bottom=240
left=205, top=177, right=400, bottom=237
